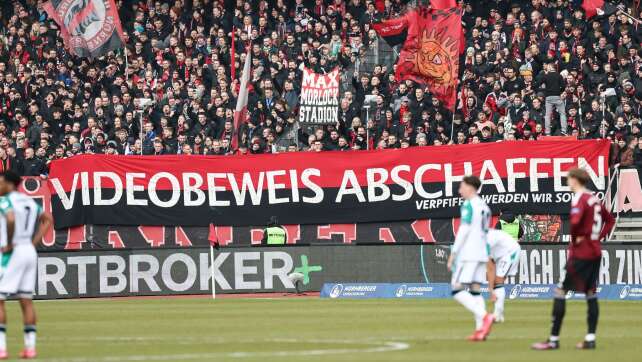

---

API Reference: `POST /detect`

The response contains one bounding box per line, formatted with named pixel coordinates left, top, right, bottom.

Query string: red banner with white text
left=47, top=140, right=610, bottom=230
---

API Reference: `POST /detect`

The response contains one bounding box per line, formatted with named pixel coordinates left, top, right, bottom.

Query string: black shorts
left=560, top=258, right=601, bottom=293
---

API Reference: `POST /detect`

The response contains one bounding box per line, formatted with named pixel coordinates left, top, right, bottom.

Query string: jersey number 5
left=591, top=204, right=603, bottom=240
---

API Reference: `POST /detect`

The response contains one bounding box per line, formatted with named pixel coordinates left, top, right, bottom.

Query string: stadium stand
left=0, top=0, right=641, bottom=177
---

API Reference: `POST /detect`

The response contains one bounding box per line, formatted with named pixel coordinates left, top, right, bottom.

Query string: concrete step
left=611, top=237, right=642, bottom=242
left=616, top=221, right=642, bottom=228
left=617, top=217, right=642, bottom=223
left=613, top=230, right=642, bottom=235
left=611, top=231, right=642, bottom=240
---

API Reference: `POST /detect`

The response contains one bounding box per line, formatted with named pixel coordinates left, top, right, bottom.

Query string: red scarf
left=0, top=157, right=10, bottom=172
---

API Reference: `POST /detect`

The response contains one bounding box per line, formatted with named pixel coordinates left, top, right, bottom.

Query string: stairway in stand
left=611, top=216, right=642, bottom=242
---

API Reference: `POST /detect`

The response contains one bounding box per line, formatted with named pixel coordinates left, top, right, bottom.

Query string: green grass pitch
left=2, top=298, right=640, bottom=361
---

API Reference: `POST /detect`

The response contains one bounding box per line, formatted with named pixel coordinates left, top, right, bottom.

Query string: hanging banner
left=48, top=140, right=610, bottom=229
left=298, top=67, right=340, bottom=125
left=614, top=167, right=642, bottom=217
left=21, top=178, right=568, bottom=251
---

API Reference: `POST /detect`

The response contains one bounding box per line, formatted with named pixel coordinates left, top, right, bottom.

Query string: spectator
left=0, top=148, right=19, bottom=174
left=634, top=136, right=642, bottom=168
left=21, top=148, right=46, bottom=177
left=536, top=61, right=568, bottom=135
left=619, top=136, right=637, bottom=167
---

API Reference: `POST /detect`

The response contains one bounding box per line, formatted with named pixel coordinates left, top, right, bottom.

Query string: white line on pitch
left=33, top=340, right=409, bottom=362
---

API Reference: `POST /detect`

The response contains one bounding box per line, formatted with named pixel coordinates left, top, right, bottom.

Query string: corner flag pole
left=210, top=244, right=216, bottom=299
left=209, top=224, right=219, bottom=300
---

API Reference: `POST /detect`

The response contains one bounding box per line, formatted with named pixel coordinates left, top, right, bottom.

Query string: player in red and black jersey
left=532, top=168, right=615, bottom=351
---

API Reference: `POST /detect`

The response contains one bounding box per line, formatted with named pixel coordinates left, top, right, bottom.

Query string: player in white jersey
left=486, top=229, right=521, bottom=323
left=447, top=175, right=494, bottom=341
left=0, top=171, right=52, bottom=359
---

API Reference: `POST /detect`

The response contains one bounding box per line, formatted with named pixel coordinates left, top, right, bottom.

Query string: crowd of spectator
left=1, top=0, right=642, bottom=178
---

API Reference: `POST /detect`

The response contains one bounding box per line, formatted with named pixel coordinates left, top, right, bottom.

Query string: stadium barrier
left=34, top=216, right=570, bottom=250
left=35, top=243, right=642, bottom=299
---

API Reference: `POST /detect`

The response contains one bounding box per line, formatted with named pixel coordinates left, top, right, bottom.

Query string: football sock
left=550, top=297, right=566, bottom=338
left=0, top=324, right=5, bottom=350
left=587, top=296, right=599, bottom=336
left=453, top=290, right=486, bottom=330
left=471, top=291, right=486, bottom=328
left=24, top=325, right=36, bottom=349
left=494, top=285, right=506, bottom=316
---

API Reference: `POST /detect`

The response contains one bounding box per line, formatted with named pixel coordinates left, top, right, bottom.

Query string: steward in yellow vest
left=494, top=210, right=523, bottom=240
left=262, top=216, right=286, bottom=245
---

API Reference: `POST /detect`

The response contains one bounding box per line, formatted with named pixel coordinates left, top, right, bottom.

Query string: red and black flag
left=42, top=0, right=125, bottom=59
left=375, top=7, right=463, bottom=110
left=372, top=13, right=409, bottom=48
left=582, top=0, right=619, bottom=19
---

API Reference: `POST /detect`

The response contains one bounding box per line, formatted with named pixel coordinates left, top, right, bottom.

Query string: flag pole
left=124, top=47, right=129, bottom=81
left=230, top=27, right=236, bottom=81
left=450, top=112, right=455, bottom=143
left=451, top=82, right=459, bottom=143
left=617, top=9, right=642, bottom=25
left=232, top=41, right=252, bottom=151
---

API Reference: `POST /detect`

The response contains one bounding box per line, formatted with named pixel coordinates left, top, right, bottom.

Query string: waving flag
left=372, top=14, right=409, bottom=48
left=232, top=46, right=252, bottom=150
left=431, top=0, right=457, bottom=9
left=42, top=0, right=124, bottom=58
left=374, top=7, right=462, bottom=110
left=582, top=0, right=619, bottom=19
left=430, top=0, right=466, bottom=54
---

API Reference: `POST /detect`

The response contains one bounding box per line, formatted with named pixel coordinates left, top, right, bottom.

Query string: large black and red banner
left=42, top=0, right=125, bottom=58
left=23, top=178, right=568, bottom=251
left=47, top=140, right=610, bottom=230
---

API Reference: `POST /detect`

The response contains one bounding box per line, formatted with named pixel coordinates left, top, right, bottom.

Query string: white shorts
left=495, top=250, right=520, bottom=278
left=0, top=245, right=37, bottom=299
left=451, top=261, right=487, bottom=288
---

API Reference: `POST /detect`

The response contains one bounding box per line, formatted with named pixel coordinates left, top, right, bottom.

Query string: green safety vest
left=500, top=219, right=520, bottom=239
left=265, top=227, right=286, bottom=245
